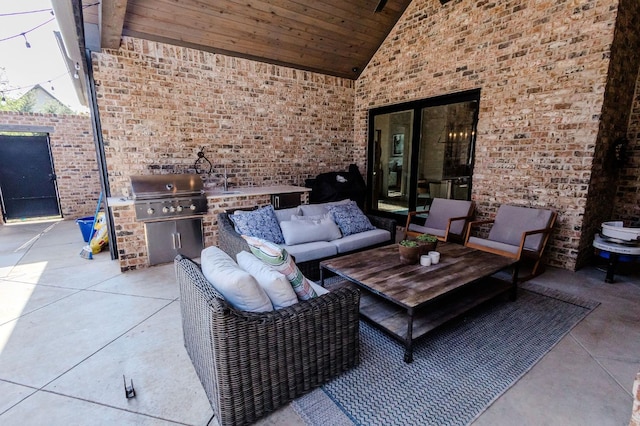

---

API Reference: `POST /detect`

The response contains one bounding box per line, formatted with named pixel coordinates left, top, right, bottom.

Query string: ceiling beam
left=100, top=0, right=128, bottom=49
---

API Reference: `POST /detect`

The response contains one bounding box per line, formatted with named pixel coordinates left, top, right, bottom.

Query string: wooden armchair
left=404, top=198, right=475, bottom=242
left=464, top=205, right=557, bottom=280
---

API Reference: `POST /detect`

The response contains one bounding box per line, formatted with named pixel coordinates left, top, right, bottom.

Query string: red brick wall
left=355, top=0, right=625, bottom=271
left=91, top=38, right=356, bottom=198
left=0, top=112, right=100, bottom=220
left=583, top=0, right=640, bottom=266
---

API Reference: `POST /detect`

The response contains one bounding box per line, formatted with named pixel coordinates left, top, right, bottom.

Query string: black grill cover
left=306, top=164, right=367, bottom=208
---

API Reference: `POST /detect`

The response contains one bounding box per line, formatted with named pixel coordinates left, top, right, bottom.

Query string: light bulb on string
left=49, top=80, right=54, bottom=91
left=22, top=33, right=31, bottom=48
left=75, top=62, right=80, bottom=70
left=1, top=94, right=6, bottom=106
left=73, top=70, right=79, bottom=79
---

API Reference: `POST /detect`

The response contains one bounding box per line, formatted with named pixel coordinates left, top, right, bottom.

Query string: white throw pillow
left=279, top=215, right=342, bottom=245
left=200, top=247, right=273, bottom=312
left=236, top=251, right=298, bottom=309
left=299, top=199, right=351, bottom=217
left=273, top=206, right=302, bottom=224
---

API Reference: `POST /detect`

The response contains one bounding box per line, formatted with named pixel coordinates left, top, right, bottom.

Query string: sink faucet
left=223, top=165, right=228, bottom=191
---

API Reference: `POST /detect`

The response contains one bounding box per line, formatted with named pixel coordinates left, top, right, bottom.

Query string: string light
left=0, top=72, right=70, bottom=96
left=22, top=33, right=31, bottom=48
left=0, top=2, right=100, bottom=45
left=74, top=62, right=80, bottom=70
left=1, top=93, right=6, bottom=106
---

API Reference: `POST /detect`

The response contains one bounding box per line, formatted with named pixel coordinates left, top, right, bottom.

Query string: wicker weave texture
left=217, top=212, right=397, bottom=280
left=175, top=255, right=361, bottom=426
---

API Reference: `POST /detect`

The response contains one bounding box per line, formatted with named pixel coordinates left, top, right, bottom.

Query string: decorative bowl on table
left=398, top=240, right=421, bottom=265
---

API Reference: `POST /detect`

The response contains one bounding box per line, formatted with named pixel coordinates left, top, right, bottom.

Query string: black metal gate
left=0, top=134, right=61, bottom=220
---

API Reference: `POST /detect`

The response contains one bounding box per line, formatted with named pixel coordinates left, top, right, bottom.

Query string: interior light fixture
left=22, top=33, right=31, bottom=48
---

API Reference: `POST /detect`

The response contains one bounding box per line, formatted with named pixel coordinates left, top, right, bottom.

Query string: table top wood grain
left=321, top=243, right=517, bottom=310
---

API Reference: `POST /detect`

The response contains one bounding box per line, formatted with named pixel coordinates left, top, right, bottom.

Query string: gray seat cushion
left=488, top=205, right=554, bottom=251
left=330, top=229, right=391, bottom=253
left=467, top=236, right=519, bottom=255
left=408, top=223, right=446, bottom=238
left=283, top=241, right=338, bottom=263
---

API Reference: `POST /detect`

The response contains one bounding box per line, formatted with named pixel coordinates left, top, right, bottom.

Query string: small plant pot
left=418, top=240, right=437, bottom=256
left=399, top=244, right=421, bottom=265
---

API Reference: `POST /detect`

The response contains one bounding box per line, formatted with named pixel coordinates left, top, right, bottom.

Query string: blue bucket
left=76, top=216, right=95, bottom=242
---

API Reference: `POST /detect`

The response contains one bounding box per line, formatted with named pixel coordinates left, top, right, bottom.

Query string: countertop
left=107, top=185, right=310, bottom=207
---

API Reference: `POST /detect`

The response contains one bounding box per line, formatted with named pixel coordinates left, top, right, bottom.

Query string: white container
left=601, top=221, right=640, bottom=242
left=428, top=251, right=440, bottom=265
left=420, top=255, right=432, bottom=266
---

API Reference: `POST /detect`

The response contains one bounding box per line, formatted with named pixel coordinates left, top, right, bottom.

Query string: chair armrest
left=464, top=219, right=495, bottom=245
left=445, top=215, right=475, bottom=241
left=217, top=212, right=251, bottom=258
left=367, top=214, right=397, bottom=244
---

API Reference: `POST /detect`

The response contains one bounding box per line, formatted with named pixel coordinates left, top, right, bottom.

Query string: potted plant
left=415, top=233, right=438, bottom=255
left=398, top=239, right=421, bottom=264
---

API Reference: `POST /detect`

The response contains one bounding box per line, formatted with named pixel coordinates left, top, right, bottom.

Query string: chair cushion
left=328, top=201, right=375, bottom=237
left=467, top=236, right=520, bottom=256
left=488, top=205, right=554, bottom=251
left=425, top=198, right=473, bottom=235
left=279, top=215, right=342, bottom=245
left=242, top=235, right=318, bottom=301
left=330, top=229, right=391, bottom=253
left=200, top=247, right=273, bottom=312
left=283, top=241, right=338, bottom=263
left=230, top=205, right=285, bottom=244
left=407, top=223, right=446, bottom=238
left=236, top=251, right=298, bottom=309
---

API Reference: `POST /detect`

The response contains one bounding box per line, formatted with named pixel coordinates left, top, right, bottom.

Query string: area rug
left=292, top=282, right=599, bottom=426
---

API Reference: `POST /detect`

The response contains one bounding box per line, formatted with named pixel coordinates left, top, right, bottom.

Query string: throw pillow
left=200, top=247, right=273, bottom=312
left=273, top=206, right=302, bottom=224
left=299, top=199, right=351, bottom=217
left=230, top=205, right=285, bottom=244
left=242, top=235, right=317, bottom=301
left=236, top=251, right=298, bottom=309
left=279, top=215, right=342, bottom=245
left=328, top=200, right=375, bottom=236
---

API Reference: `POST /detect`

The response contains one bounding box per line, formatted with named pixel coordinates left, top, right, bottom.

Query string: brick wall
left=355, top=0, right=628, bottom=271
left=91, top=37, right=356, bottom=198
left=614, top=48, right=640, bottom=224
left=0, top=112, right=100, bottom=220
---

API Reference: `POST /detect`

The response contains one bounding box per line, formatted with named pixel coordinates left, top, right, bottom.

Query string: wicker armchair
left=175, top=254, right=361, bottom=426
left=217, top=211, right=396, bottom=280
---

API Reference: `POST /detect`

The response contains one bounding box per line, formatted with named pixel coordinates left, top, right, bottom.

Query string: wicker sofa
left=218, top=203, right=397, bottom=280
left=175, top=254, right=360, bottom=426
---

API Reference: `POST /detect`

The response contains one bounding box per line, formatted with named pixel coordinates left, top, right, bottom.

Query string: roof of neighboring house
left=20, top=84, right=73, bottom=114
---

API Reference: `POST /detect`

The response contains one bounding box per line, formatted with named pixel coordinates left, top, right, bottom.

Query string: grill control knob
left=162, top=207, right=169, bottom=213
left=189, top=204, right=197, bottom=211
left=169, top=206, right=176, bottom=213
left=147, top=208, right=155, bottom=215
left=176, top=205, right=183, bottom=212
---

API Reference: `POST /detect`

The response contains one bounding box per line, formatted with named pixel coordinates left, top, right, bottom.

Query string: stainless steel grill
left=130, top=174, right=207, bottom=222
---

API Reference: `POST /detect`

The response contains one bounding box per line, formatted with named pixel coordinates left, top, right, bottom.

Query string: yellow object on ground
left=90, top=212, right=109, bottom=254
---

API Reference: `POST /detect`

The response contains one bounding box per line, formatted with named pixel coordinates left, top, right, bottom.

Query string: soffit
left=81, top=0, right=413, bottom=79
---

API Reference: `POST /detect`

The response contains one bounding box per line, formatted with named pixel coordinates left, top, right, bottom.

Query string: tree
left=0, top=91, right=35, bottom=113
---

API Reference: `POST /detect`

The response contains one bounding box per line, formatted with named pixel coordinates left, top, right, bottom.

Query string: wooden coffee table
left=320, top=243, right=519, bottom=363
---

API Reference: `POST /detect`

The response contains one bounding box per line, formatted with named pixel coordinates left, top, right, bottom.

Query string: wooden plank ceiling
left=82, top=0, right=413, bottom=79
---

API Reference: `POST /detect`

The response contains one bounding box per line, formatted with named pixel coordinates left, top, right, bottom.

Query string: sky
left=0, top=0, right=88, bottom=113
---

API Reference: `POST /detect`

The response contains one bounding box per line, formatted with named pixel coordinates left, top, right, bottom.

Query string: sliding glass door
left=368, top=90, right=479, bottom=218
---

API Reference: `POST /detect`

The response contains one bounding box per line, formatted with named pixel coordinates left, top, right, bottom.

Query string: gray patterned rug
left=292, top=282, right=598, bottom=426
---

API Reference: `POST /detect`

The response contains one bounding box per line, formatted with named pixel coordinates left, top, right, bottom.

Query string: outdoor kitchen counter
left=205, top=185, right=310, bottom=198
left=106, top=185, right=310, bottom=206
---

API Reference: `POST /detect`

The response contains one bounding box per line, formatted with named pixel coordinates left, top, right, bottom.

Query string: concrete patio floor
left=0, top=219, right=638, bottom=425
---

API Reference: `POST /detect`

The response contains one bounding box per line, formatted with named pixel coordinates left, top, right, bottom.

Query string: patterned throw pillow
left=230, top=205, right=285, bottom=244
left=242, top=235, right=317, bottom=301
left=328, top=200, right=375, bottom=236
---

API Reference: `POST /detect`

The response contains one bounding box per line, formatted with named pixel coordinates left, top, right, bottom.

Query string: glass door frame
left=366, top=89, right=481, bottom=219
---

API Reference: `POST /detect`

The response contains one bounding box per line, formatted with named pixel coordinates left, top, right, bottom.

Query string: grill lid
left=130, top=174, right=204, bottom=200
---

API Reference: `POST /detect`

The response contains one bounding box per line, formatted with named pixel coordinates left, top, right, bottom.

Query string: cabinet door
left=145, top=221, right=178, bottom=266
left=175, top=218, right=203, bottom=259
left=271, top=193, right=301, bottom=209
